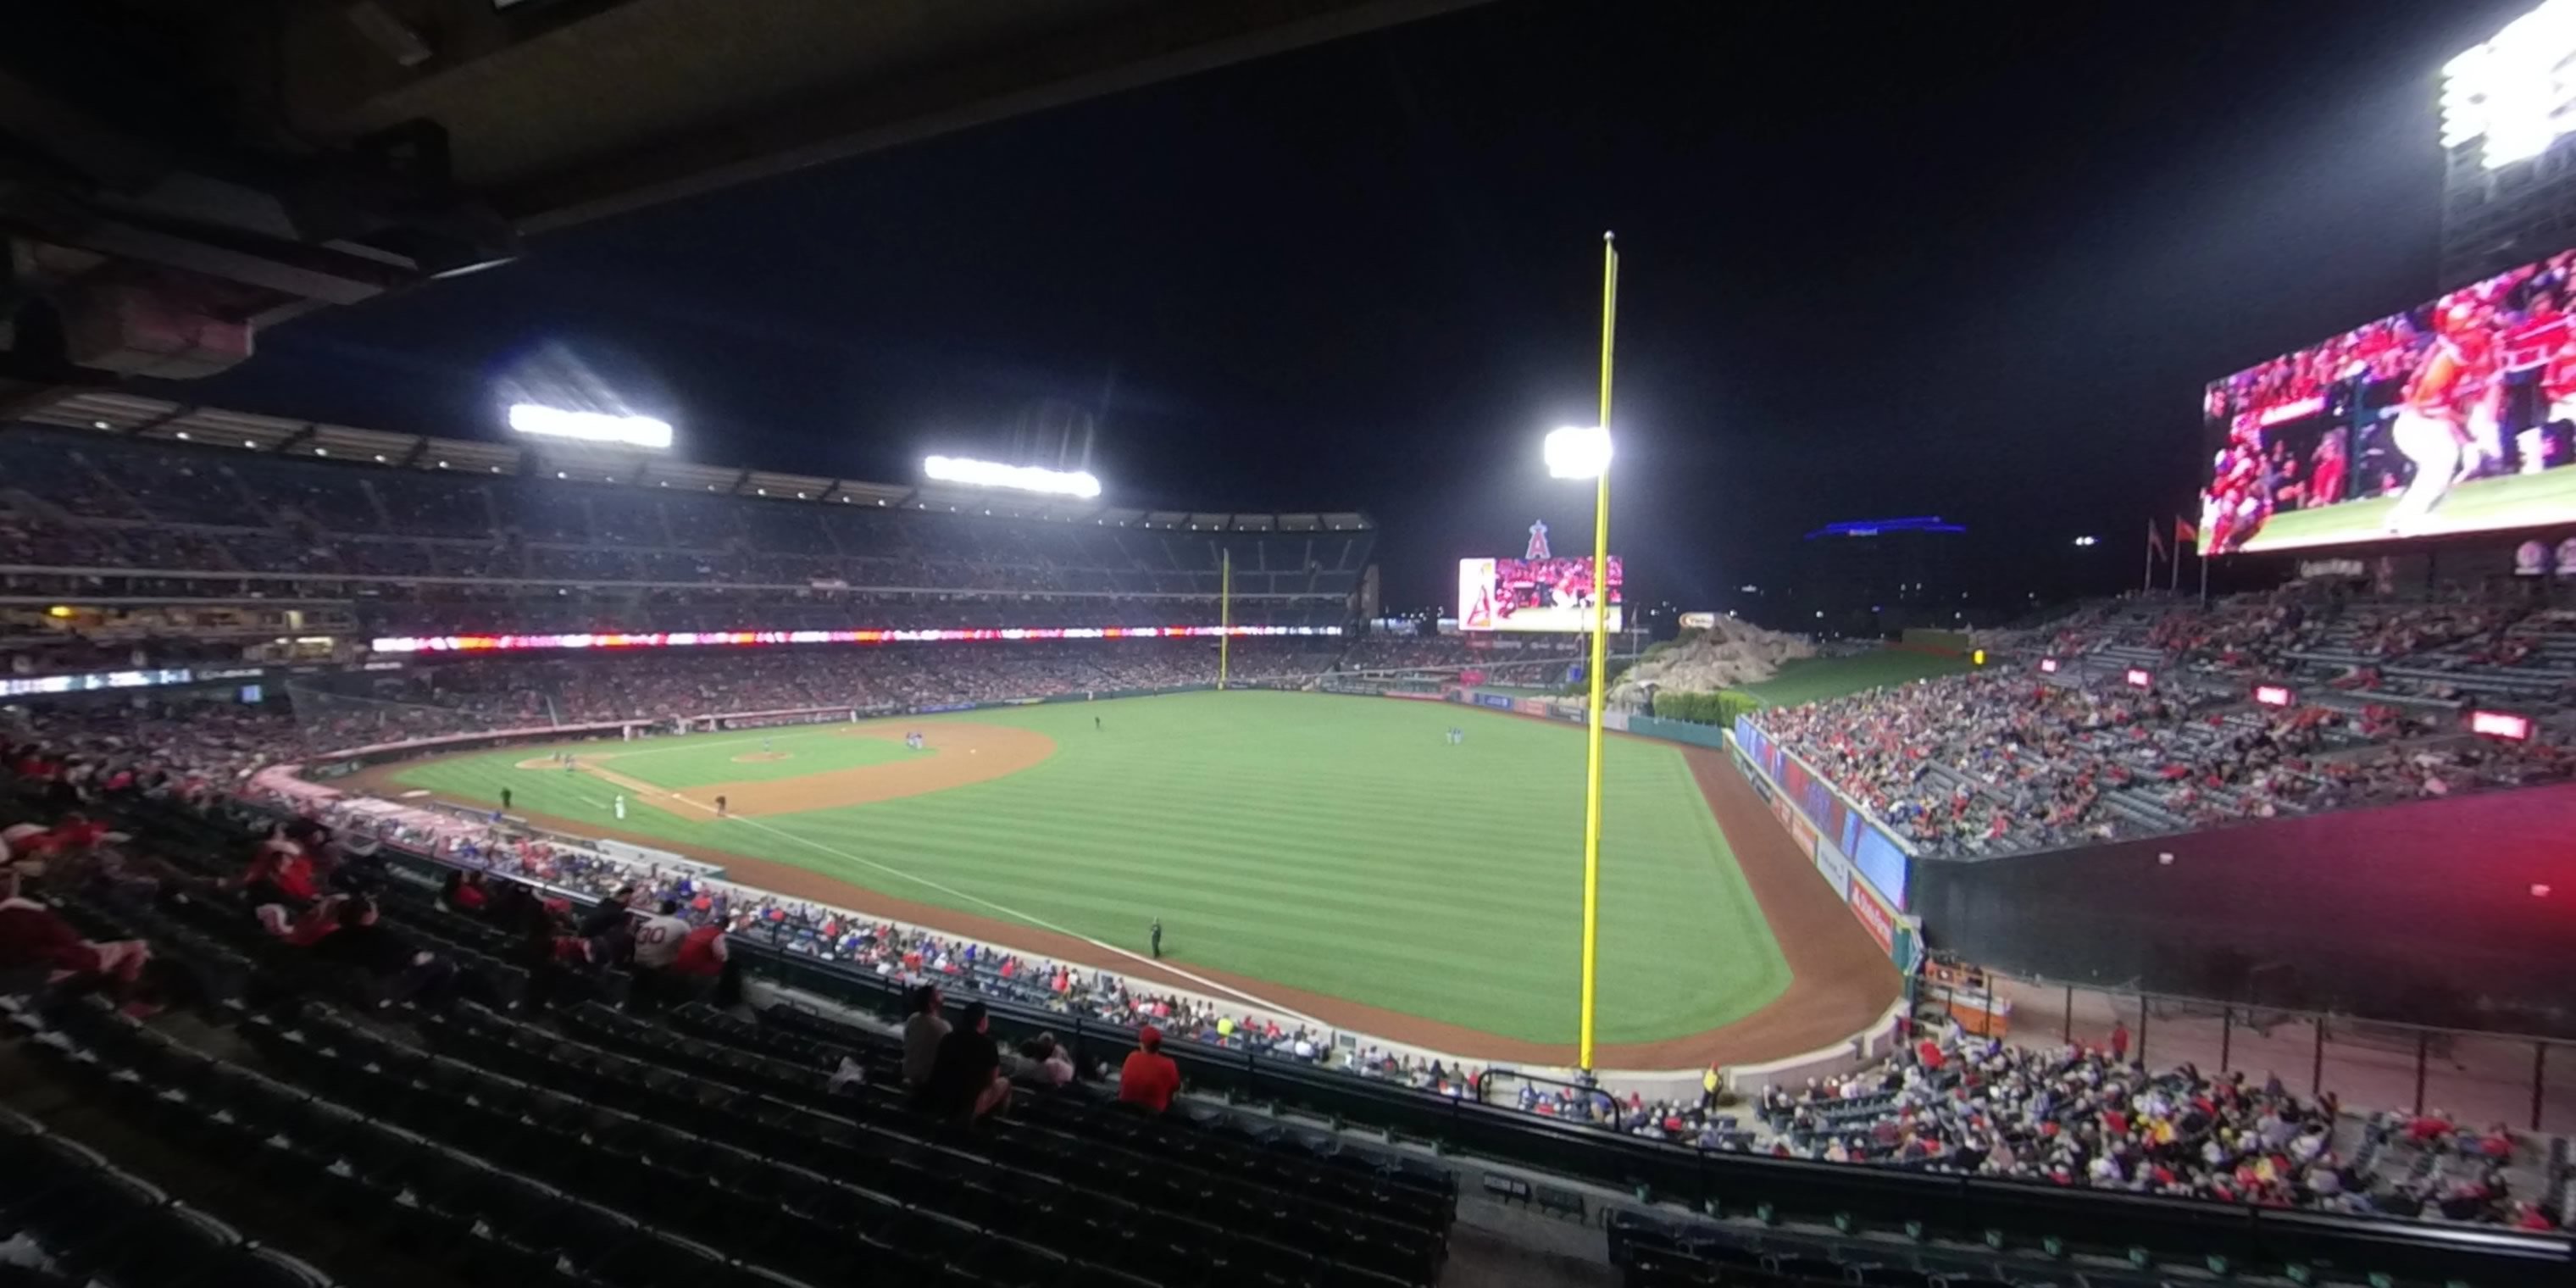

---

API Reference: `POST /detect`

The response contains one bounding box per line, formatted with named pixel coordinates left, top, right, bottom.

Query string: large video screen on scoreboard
left=1458, top=556, right=1624, bottom=632
left=2201, top=247, right=2576, bottom=554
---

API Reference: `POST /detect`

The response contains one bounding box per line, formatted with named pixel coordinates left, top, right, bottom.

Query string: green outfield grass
left=2238, top=467, right=2576, bottom=552
left=390, top=691, right=1790, bottom=1046
left=1738, top=649, right=1973, bottom=708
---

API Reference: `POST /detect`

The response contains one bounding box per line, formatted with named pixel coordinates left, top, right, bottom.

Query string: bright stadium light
left=508, top=404, right=674, bottom=449
left=923, top=454, right=1102, bottom=499
left=2444, top=0, right=2576, bottom=169
left=1545, top=425, right=1613, bottom=479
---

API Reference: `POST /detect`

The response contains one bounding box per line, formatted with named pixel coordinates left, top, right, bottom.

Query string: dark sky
left=167, top=0, right=2537, bottom=612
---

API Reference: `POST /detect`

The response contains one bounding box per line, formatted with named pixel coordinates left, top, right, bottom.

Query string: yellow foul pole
left=1579, top=232, right=1618, bottom=1074
left=1219, top=547, right=1232, bottom=690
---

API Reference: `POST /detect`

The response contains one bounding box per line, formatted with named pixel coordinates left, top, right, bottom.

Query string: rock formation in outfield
left=1608, top=616, right=1814, bottom=702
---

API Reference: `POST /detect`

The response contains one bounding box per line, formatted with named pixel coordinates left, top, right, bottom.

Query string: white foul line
left=604, top=778, right=1330, bottom=1031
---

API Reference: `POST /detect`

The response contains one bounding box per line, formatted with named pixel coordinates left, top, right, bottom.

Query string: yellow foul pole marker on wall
left=1219, top=547, right=1232, bottom=691
left=1578, top=232, right=1618, bottom=1074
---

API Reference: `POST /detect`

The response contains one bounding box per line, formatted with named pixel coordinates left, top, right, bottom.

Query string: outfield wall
left=1717, top=725, right=1919, bottom=973
left=1907, top=785, right=2576, bottom=1035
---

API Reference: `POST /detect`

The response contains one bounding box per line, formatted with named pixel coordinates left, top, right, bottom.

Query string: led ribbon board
left=370, top=624, right=1340, bottom=653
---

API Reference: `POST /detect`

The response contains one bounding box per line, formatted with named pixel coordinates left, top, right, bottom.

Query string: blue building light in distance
left=1802, top=515, right=1968, bottom=540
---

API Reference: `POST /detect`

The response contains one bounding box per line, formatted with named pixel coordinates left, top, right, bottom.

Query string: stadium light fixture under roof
left=922, top=454, right=1102, bottom=499
left=507, top=403, right=674, bottom=449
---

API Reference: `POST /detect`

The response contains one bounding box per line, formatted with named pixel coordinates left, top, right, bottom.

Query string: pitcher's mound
left=731, top=752, right=793, bottom=763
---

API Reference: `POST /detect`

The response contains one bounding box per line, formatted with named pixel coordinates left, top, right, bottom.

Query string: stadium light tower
left=1544, top=232, right=1618, bottom=1075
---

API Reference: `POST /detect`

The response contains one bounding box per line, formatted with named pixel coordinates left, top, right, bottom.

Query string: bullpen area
left=358, top=690, right=1896, bottom=1067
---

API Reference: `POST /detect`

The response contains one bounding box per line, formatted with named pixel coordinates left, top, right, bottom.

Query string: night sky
left=163, top=0, right=2537, bottom=614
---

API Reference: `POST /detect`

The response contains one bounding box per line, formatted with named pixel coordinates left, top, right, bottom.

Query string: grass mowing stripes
left=391, top=690, right=1790, bottom=1046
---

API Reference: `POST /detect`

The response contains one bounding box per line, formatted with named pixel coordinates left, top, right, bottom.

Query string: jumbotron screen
left=2201, top=247, right=2576, bottom=553
left=1458, top=556, right=1624, bottom=632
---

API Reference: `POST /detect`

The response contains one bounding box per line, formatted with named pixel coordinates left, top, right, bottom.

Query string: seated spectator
left=1011, top=1032, right=1077, bottom=1086
left=919, top=1000, right=1010, bottom=1124
left=242, top=828, right=320, bottom=913
left=1118, top=1024, right=1180, bottom=1113
left=301, top=894, right=458, bottom=1008
left=902, top=984, right=950, bottom=1087
left=0, top=862, right=150, bottom=1000
left=441, top=869, right=491, bottom=913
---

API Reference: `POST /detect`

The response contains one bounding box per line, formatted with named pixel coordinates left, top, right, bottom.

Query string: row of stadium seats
left=0, top=1099, right=336, bottom=1288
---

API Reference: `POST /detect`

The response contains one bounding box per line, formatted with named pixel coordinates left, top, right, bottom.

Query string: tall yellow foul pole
left=1219, top=547, right=1232, bottom=690
left=1578, top=232, right=1618, bottom=1074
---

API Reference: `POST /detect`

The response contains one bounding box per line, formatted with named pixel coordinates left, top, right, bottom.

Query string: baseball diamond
left=354, top=689, right=1895, bottom=1063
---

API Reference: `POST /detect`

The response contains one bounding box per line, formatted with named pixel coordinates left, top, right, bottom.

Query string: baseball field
left=364, top=689, right=1896, bottom=1065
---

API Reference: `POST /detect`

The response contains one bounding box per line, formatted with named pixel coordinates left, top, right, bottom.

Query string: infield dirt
left=509, top=724, right=1052, bottom=817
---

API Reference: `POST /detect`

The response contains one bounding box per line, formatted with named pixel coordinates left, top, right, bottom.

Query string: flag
left=2174, top=516, right=2199, bottom=547
left=2146, top=518, right=2167, bottom=560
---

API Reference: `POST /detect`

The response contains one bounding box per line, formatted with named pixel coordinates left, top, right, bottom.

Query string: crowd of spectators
left=0, top=429, right=1369, bottom=619
left=1757, top=668, right=2570, bottom=856
left=286, top=639, right=1342, bottom=737
left=1758, top=586, right=2576, bottom=856
left=1789, top=1026, right=2545, bottom=1227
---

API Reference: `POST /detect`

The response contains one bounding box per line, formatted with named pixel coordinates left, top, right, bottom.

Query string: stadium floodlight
left=2443, top=0, right=2576, bottom=169
left=1544, top=425, right=1613, bottom=479
left=922, top=454, right=1102, bottom=499
left=508, top=404, right=673, bottom=449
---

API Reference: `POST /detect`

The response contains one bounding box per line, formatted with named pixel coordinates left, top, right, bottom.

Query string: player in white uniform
left=2388, top=300, right=2495, bottom=536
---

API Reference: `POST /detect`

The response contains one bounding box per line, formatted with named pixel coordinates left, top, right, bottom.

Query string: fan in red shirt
left=0, top=863, right=150, bottom=991
left=1118, top=1025, right=1182, bottom=1113
left=670, top=920, right=730, bottom=979
left=243, top=832, right=320, bottom=908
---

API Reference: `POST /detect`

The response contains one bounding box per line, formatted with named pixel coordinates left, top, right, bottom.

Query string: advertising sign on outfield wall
left=1847, top=877, right=1898, bottom=957
left=1727, top=724, right=1916, bottom=969
left=1813, top=835, right=1856, bottom=902
left=1735, top=715, right=1913, bottom=909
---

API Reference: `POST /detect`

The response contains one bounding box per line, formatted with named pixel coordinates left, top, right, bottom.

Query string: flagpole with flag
left=2143, top=518, right=2163, bottom=594
left=2176, top=514, right=2207, bottom=605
